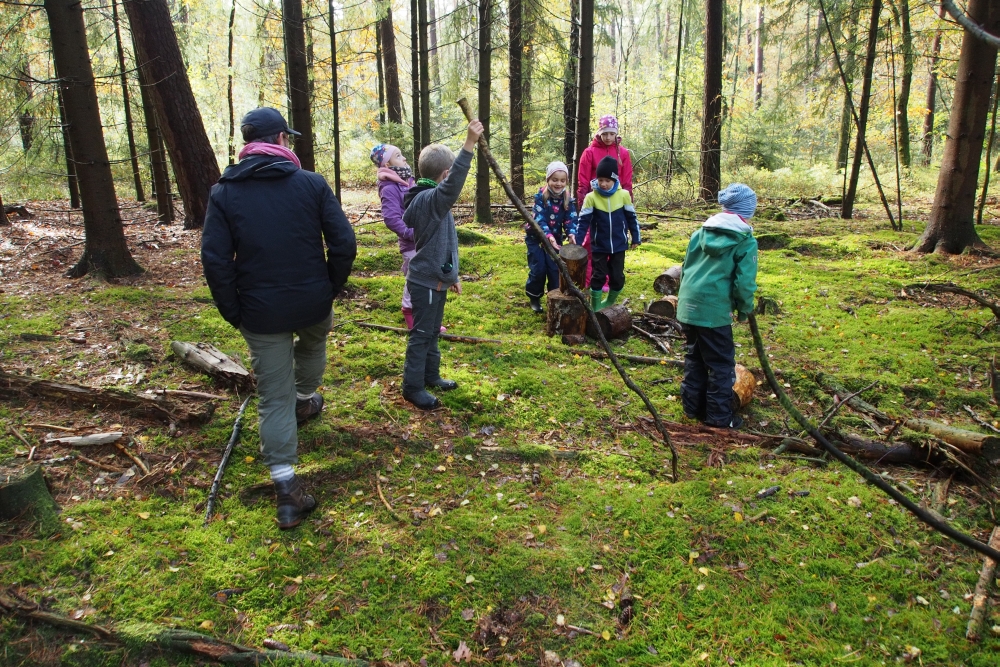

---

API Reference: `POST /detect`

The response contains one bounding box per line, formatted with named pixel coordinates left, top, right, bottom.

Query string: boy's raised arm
left=425, top=120, right=484, bottom=218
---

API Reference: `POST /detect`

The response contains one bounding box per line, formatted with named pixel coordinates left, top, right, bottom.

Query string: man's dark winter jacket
left=201, top=155, right=357, bottom=334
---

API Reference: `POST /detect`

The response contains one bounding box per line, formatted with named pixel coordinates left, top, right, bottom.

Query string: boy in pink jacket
left=576, top=115, right=634, bottom=291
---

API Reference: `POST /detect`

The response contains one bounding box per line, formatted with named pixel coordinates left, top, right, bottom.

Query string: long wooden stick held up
left=456, top=98, right=679, bottom=481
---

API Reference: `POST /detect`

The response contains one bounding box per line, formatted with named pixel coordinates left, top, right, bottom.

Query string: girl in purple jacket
left=372, top=144, right=419, bottom=328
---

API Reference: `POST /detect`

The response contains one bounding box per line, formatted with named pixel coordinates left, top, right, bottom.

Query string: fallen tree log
left=355, top=322, right=502, bottom=344
left=0, top=372, right=213, bottom=425
left=588, top=304, right=632, bottom=340
left=966, top=525, right=1000, bottom=641
left=0, top=465, right=60, bottom=534
left=903, top=419, right=1000, bottom=458
left=653, top=265, right=682, bottom=295
left=170, top=342, right=254, bottom=390
left=647, top=296, right=678, bottom=318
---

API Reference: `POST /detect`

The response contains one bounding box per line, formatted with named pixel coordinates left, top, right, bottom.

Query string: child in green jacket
left=676, top=183, right=759, bottom=429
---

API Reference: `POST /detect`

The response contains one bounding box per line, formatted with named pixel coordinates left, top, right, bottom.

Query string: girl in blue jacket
left=526, top=161, right=578, bottom=313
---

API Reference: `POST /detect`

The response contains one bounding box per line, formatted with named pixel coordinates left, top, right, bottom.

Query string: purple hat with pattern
left=598, top=115, right=620, bottom=135
left=369, top=143, right=400, bottom=168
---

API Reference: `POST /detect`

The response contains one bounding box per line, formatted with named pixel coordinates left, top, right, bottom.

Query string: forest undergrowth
left=1, top=190, right=999, bottom=666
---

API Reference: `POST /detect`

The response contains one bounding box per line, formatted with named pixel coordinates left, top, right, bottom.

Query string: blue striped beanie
left=718, top=183, right=757, bottom=220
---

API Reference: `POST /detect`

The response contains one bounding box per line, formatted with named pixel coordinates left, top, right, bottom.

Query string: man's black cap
left=240, top=107, right=302, bottom=141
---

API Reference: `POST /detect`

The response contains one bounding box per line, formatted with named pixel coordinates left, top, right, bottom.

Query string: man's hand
left=450, top=281, right=463, bottom=295
left=463, top=120, right=485, bottom=151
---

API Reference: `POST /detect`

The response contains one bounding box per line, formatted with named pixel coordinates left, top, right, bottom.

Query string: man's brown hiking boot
left=296, top=393, right=324, bottom=425
left=274, top=475, right=317, bottom=529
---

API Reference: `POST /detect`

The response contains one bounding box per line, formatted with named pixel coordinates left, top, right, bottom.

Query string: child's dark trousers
left=402, top=282, right=448, bottom=394
left=680, top=323, right=737, bottom=427
left=590, top=251, right=626, bottom=291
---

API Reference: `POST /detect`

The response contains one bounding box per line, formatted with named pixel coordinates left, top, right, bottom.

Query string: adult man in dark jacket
left=202, top=108, right=356, bottom=529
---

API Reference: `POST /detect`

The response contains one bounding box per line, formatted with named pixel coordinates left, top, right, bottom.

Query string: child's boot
left=528, top=295, right=543, bottom=313
left=402, top=307, right=414, bottom=329
left=604, top=289, right=622, bottom=307
left=590, top=289, right=605, bottom=311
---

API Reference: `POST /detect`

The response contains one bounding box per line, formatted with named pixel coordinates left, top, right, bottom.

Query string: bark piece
left=45, top=432, right=124, bottom=447
left=653, top=265, right=682, bottom=295
left=559, top=244, right=588, bottom=293
left=647, top=296, right=678, bottom=318
left=170, top=341, right=254, bottom=390
left=546, top=289, right=587, bottom=344
left=0, top=465, right=60, bottom=533
left=733, top=364, right=755, bottom=408
left=904, top=419, right=1000, bottom=458
left=966, top=525, right=1000, bottom=641
left=589, top=304, right=632, bottom=340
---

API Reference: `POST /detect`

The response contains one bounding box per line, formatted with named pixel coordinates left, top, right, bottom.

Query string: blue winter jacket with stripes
left=576, top=180, right=640, bottom=254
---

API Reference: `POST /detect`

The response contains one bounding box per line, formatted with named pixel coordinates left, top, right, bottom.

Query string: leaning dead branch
left=204, top=396, right=253, bottom=525
left=966, top=526, right=1000, bottom=641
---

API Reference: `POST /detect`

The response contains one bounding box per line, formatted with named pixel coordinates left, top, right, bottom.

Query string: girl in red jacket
left=576, top=115, right=634, bottom=291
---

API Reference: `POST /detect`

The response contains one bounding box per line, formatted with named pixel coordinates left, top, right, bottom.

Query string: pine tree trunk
left=563, top=0, right=579, bottom=168
left=476, top=0, right=493, bottom=224
left=896, top=0, right=913, bottom=167
left=375, top=21, right=386, bottom=124
left=227, top=0, right=236, bottom=164
left=509, top=0, right=525, bottom=199
left=16, top=58, right=35, bottom=152
left=112, top=0, right=144, bottom=201
left=429, top=0, right=440, bottom=94
left=836, top=1, right=860, bottom=171
left=282, top=0, right=315, bottom=171
left=700, top=0, right=724, bottom=201
left=410, top=0, right=422, bottom=159
left=124, top=0, right=220, bottom=229
left=380, top=4, right=403, bottom=125
left=328, top=0, right=342, bottom=200
left=45, top=0, right=142, bottom=278
left=668, top=0, right=685, bottom=180
left=914, top=0, right=998, bottom=253
left=134, top=39, right=174, bottom=225
left=54, top=77, right=80, bottom=209
left=574, top=0, right=595, bottom=173
left=753, top=4, right=763, bottom=109
left=842, top=0, right=882, bottom=220
left=923, top=2, right=944, bottom=165
left=418, top=0, right=431, bottom=146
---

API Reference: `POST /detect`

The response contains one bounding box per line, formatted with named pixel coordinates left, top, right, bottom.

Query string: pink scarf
left=377, top=167, right=412, bottom=186
left=238, top=142, right=302, bottom=169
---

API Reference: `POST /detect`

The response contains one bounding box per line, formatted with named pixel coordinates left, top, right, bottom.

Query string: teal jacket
left=676, top=213, right=758, bottom=328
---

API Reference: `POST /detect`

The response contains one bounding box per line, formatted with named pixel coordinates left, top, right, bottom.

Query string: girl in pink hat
left=576, top=115, right=634, bottom=292
left=371, top=144, right=420, bottom=328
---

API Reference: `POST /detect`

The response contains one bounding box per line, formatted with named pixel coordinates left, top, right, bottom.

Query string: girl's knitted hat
left=718, top=183, right=757, bottom=220
left=597, top=115, right=619, bottom=135
left=545, top=161, right=569, bottom=181
left=369, top=143, right=400, bottom=168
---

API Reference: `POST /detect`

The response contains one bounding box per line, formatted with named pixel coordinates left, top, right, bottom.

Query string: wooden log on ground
left=734, top=364, right=755, bottom=408
left=0, top=465, right=60, bottom=534
left=653, top=265, right=682, bottom=295
left=833, top=433, right=931, bottom=464
left=647, top=296, right=678, bottom=318
left=588, top=304, right=632, bottom=340
left=966, top=525, right=1000, bottom=641
left=0, top=371, right=213, bottom=424
left=170, top=341, right=254, bottom=390
left=45, top=432, right=123, bottom=448
left=355, top=322, right=501, bottom=344
left=816, top=372, right=891, bottom=424
left=904, top=419, right=1000, bottom=458
left=546, top=289, right=588, bottom=345
left=559, top=244, right=588, bottom=293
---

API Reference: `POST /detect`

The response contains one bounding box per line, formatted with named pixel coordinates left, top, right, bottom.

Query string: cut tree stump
left=558, top=244, right=588, bottom=293
left=904, top=419, right=1000, bottom=458
left=733, top=364, right=755, bottom=408
left=546, top=290, right=588, bottom=345
left=170, top=341, right=254, bottom=390
left=0, top=371, right=213, bottom=424
left=647, top=296, right=678, bottom=318
left=588, top=304, right=632, bottom=340
left=653, top=265, right=682, bottom=295
left=0, top=465, right=60, bottom=534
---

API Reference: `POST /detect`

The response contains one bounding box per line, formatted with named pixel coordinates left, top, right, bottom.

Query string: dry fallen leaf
left=461, top=608, right=475, bottom=621
left=453, top=640, right=472, bottom=662
left=199, top=620, right=215, bottom=630
left=137, top=512, right=150, bottom=520
left=601, top=630, right=611, bottom=641
left=465, top=575, right=476, bottom=584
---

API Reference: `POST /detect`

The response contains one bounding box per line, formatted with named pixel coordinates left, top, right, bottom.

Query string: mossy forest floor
left=1, top=192, right=999, bottom=666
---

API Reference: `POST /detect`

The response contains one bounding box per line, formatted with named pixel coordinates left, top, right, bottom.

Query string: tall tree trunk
left=574, top=0, right=595, bottom=176
left=753, top=4, right=763, bottom=109
left=376, top=20, right=386, bottom=124
left=410, top=0, right=422, bottom=159
left=45, top=0, right=142, bottom=278
left=16, top=58, right=35, bottom=152
left=923, top=2, right=944, bottom=165
left=610, top=17, right=617, bottom=69
left=914, top=0, right=998, bottom=253
left=55, top=77, right=81, bottom=209
left=429, top=0, right=440, bottom=94
left=227, top=0, right=236, bottom=164
left=123, top=0, right=221, bottom=229
left=418, top=0, right=431, bottom=145
left=814, top=9, right=823, bottom=75
left=476, top=0, right=493, bottom=223
left=282, top=0, right=315, bottom=171
left=133, top=28, right=173, bottom=224
left=668, top=0, right=685, bottom=180
left=509, top=0, right=525, bottom=199
left=380, top=3, right=403, bottom=124
left=836, top=1, right=860, bottom=171
left=842, top=0, right=882, bottom=220
left=328, top=0, right=342, bottom=200
left=112, top=0, right=144, bottom=201
left=563, top=0, right=579, bottom=168
left=896, top=0, right=913, bottom=167
left=700, top=0, right=724, bottom=201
